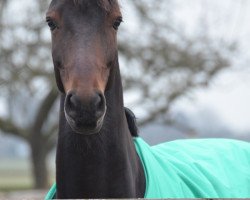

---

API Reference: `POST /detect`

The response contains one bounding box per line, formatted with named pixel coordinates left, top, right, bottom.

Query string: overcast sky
left=121, top=0, right=250, bottom=134
left=170, top=0, right=250, bottom=133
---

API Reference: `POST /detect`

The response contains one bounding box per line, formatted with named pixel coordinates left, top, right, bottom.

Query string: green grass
left=0, top=171, right=32, bottom=192
left=0, top=158, right=55, bottom=192
left=0, top=159, right=32, bottom=192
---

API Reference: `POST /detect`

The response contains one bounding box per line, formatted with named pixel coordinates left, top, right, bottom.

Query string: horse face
left=46, top=0, right=121, bottom=135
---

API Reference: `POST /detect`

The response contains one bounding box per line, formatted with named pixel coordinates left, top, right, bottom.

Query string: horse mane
left=125, top=107, right=139, bottom=137
left=73, top=0, right=117, bottom=13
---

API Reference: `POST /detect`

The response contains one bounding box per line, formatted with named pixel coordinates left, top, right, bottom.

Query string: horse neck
left=56, top=65, right=145, bottom=198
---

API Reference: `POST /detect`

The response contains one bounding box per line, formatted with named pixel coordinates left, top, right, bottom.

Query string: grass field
left=0, top=158, right=55, bottom=192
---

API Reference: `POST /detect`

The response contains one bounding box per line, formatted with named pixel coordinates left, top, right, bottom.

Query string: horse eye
left=113, top=17, right=123, bottom=30
left=46, top=19, right=57, bottom=31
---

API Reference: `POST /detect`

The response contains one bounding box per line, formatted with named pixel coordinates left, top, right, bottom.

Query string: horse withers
left=45, top=0, right=250, bottom=198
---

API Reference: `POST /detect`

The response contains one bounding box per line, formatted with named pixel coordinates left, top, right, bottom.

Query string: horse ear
left=54, top=67, right=65, bottom=93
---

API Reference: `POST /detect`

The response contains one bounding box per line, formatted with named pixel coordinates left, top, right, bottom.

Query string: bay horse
left=45, top=0, right=250, bottom=198
left=46, top=0, right=145, bottom=198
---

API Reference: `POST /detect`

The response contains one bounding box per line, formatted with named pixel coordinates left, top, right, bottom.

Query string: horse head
left=46, top=0, right=122, bottom=135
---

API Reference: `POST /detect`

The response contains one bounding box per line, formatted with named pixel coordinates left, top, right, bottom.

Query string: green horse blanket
left=46, top=137, right=250, bottom=199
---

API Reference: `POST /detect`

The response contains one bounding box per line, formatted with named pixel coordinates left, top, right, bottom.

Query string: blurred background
left=0, top=0, right=250, bottom=198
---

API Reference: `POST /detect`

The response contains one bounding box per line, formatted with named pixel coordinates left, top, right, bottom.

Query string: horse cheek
left=54, top=67, right=65, bottom=93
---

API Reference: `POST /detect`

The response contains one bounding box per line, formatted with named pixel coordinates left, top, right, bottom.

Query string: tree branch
left=0, top=117, right=27, bottom=139
left=32, top=87, right=58, bottom=134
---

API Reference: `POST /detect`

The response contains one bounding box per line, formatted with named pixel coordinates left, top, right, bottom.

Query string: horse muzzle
left=64, top=90, right=106, bottom=135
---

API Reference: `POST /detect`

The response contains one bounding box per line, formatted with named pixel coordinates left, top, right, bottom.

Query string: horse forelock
left=73, top=0, right=117, bottom=13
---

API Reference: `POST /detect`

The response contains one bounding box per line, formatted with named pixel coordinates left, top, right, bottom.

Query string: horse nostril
left=66, top=92, right=79, bottom=110
left=94, top=92, right=105, bottom=113
left=94, top=93, right=101, bottom=107
left=65, top=91, right=106, bottom=121
left=69, top=94, right=78, bottom=108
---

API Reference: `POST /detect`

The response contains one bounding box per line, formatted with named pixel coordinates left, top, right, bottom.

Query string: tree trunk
left=30, top=140, right=49, bottom=189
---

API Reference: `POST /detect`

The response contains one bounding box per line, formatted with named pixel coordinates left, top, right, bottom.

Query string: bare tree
left=0, top=0, right=235, bottom=188
left=0, top=0, right=58, bottom=188
left=119, top=0, right=234, bottom=125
